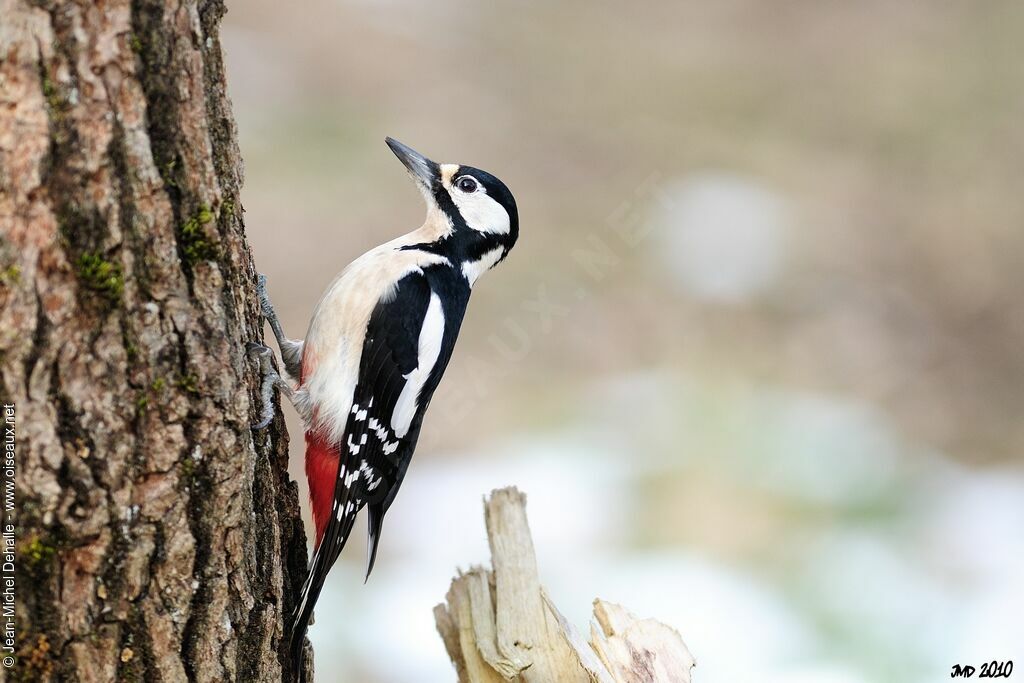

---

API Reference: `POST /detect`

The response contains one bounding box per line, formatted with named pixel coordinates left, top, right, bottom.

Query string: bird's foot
left=257, top=274, right=276, bottom=321
left=247, top=341, right=290, bottom=430
left=256, top=273, right=304, bottom=378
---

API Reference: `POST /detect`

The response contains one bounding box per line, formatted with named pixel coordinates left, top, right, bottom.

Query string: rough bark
left=0, top=1, right=307, bottom=681
left=435, top=488, right=696, bottom=683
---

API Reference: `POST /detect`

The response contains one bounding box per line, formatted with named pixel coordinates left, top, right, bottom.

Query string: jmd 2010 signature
left=951, top=661, right=1013, bottom=679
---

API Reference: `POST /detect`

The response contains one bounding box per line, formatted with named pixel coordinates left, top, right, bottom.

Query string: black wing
left=290, top=271, right=436, bottom=663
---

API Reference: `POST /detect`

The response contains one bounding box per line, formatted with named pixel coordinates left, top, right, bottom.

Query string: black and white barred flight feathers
left=286, top=138, right=518, bottom=673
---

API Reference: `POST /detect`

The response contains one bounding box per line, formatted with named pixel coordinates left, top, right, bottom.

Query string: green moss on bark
left=76, top=252, right=124, bottom=301
left=180, top=205, right=218, bottom=264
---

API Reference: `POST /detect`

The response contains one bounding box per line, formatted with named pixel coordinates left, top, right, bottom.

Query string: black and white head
left=386, top=137, right=518, bottom=284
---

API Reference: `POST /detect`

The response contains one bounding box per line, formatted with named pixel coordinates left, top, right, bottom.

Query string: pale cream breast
left=294, top=215, right=452, bottom=441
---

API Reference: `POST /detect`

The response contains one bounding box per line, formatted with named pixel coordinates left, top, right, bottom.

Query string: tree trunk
left=0, top=1, right=307, bottom=681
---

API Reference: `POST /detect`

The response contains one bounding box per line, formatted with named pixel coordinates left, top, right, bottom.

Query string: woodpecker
left=249, top=137, right=518, bottom=673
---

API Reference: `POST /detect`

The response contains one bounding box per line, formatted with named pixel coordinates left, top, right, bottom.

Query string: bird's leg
left=257, top=273, right=304, bottom=379
left=247, top=341, right=293, bottom=430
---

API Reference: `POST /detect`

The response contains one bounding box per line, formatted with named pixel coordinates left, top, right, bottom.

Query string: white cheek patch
left=391, top=292, right=445, bottom=438
left=453, top=192, right=511, bottom=235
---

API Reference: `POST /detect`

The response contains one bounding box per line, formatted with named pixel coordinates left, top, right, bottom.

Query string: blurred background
left=223, top=1, right=1024, bottom=680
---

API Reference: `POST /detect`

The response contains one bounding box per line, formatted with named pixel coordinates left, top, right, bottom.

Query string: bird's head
left=386, top=137, right=518, bottom=275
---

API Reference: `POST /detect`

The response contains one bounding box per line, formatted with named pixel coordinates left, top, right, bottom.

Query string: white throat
left=461, top=247, right=505, bottom=286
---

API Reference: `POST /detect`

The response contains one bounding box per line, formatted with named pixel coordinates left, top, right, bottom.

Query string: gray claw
left=252, top=408, right=275, bottom=431
left=256, top=274, right=290, bottom=352
left=247, top=341, right=285, bottom=431
left=247, top=341, right=272, bottom=364
left=257, top=274, right=272, bottom=315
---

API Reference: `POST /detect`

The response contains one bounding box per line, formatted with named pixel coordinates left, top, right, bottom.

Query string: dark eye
left=455, top=176, right=479, bottom=193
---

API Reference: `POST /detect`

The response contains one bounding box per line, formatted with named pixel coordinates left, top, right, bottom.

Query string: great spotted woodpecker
left=249, top=138, right=518, bottom=672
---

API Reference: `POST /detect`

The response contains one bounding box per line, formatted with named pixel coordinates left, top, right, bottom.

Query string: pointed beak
left=386, top=137, right=439, bottom=191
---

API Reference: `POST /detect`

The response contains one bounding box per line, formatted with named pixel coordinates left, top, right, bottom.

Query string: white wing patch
left=391, top=292, right=445, bottom=438
left=297, top=240, right=449, bottom=443
left=461, top=247, right=505, bottom=287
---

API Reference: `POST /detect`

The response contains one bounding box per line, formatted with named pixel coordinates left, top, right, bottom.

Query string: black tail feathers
left=364, top=503, right=387, bottom=583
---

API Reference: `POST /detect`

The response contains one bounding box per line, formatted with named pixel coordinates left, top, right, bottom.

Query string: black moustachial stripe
left=399, top=166, right=518, bottom=270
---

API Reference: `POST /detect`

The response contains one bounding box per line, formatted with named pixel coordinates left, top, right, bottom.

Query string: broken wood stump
left=434, top=487, right=696, bottom=682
